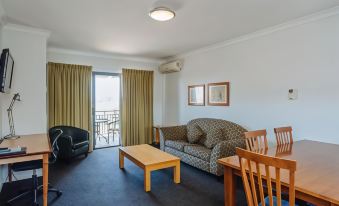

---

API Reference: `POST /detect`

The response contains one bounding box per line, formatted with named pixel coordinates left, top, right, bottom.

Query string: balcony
left=94, top=110, right=120, bottom=148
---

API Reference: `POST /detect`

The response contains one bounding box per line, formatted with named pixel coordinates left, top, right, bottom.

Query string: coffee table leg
left=174, top=161, right=180, bottom=184
left=144, top=167, right=151, bottom=192
left=119, top=150, right=124, bottom=169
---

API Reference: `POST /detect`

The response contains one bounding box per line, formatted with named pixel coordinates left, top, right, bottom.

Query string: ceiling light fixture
left=149, top=7, right=175, bottom=21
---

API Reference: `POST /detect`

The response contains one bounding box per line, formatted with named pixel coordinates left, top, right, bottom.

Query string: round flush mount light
left=149, top=7, right=175, bottom=21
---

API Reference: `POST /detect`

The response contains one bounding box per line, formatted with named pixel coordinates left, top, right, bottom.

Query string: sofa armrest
left=210, top=138, right=246, bottom=175
left=159, top=125, right=187, bottom=150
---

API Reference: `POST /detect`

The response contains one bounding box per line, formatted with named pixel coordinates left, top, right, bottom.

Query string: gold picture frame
left=208, top=82, right=230, bottom=106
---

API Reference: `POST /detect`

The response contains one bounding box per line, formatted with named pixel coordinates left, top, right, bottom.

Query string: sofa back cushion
left=187, top=124, right=203, bottom=143
left=187, top=118, right=247, bottom=148
left=204, top=128, right=224, bottom=148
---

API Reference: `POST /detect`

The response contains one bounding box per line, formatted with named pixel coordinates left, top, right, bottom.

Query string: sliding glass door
left=92, top=72, right=121, bottom=149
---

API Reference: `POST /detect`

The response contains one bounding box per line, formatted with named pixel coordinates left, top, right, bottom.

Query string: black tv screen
left=0, top=48, right=14, bottom=93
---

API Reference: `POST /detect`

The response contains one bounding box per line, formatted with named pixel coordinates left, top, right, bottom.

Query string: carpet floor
left=0, top=147, right=247, bottom=206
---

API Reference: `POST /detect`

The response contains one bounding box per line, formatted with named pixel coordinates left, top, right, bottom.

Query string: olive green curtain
left=47, top=62, right=93, bottom=152
left=122, top=69, right=154, bottom=146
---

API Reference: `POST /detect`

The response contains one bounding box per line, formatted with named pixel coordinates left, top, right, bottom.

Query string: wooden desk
left=218, top=140, right=339, bottom=206
left=0, top=134, right=51, bottom=206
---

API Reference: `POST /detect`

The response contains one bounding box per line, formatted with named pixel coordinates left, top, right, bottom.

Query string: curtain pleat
left=122, top=69, right=153, bottom=146
left=47, top=62, right=93, bottom=152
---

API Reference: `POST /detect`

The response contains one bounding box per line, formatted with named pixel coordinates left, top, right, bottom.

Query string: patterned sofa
left=160, top=118, right=247, bottom=176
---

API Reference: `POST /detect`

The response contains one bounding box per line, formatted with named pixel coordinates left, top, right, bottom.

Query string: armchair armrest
left=210, top=138, right=246, bottom=175
left=159, top=125, right=187, bottom=150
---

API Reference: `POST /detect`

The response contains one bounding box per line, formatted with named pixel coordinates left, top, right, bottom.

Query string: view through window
left=93, top=73, right=120, bottom=148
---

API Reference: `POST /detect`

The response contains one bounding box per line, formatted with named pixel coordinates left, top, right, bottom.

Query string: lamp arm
left=8, top=98, right=16, bottom=111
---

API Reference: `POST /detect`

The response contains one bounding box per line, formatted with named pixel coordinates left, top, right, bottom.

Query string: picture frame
left=208, top=82, right=230, bottom=106
left=188, top=84, right=205, bottom=106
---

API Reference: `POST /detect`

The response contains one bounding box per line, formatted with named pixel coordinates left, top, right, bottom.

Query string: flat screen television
left=0, top=48, right=14, bottom=93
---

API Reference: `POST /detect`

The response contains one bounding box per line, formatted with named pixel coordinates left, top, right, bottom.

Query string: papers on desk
left=0, top=147, right=27, bottom=157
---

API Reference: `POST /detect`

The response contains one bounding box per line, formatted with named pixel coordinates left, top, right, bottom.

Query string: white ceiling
left=2, top=0, right=339, bottom=59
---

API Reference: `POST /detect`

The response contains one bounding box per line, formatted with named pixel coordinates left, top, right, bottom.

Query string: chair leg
left=7, top=170, right=39, bottom=205
left=8, top=165, right=12, bottom=182
left=48, top=188, right=63, bottom=196
left=7, top=190, right=32, bottom=204
left=7, top=170, right=62, bottom=205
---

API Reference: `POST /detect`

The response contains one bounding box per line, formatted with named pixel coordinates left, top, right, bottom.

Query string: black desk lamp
left=4, top=93, right=21, bottom=140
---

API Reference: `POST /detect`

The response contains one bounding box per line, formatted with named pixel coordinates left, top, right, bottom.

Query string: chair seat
left=259, top=196, right=298, bottom=206
left=165, top=140, right=192, bottom=151
left=12, top=160, right=42, bottom=172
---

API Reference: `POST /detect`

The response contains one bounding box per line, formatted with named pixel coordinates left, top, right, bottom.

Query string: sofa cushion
left=165, top=140, right=191, bottom=151
left=184, top=145, right=212, bottom=162
left=203, top=128, right=224, bottom=149
left=187, top=124, right=203, bottom=143
left=187, top=118, right=247, bottom=142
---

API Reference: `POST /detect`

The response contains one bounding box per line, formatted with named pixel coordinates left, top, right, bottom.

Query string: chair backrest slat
left=276, top=168, right=282, bottom=206
left=256, top=162, right=266, bottom=206
left=236, top=148, right=296, bottom=206
left=247, top=159, right=258, bottom=206
left=265, top=165, right=273, bottom=206
left=244, top=130, right=268, bottom=152
left=274, top=126, right=293, bottom=145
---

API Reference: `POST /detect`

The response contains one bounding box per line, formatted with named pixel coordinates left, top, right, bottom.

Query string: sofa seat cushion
left=165, top=140, right=191, bottom=151
left=184, top=145, right=212, bottom=162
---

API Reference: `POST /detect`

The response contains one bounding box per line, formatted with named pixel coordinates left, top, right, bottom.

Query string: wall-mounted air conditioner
left=159, top=60, right=183, bottom=74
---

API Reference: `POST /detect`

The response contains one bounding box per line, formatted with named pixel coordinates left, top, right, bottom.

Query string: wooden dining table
left=218, top=140, right=339, bottom=206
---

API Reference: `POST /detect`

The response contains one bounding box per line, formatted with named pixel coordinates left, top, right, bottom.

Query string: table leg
left=119, top=150, right=124, bottom=169
left=173, top=161, right=180, bottom=184
left=144, top=167, right=151, bottom=192
left=43, top=154, right=49, bottom=206
left=224, top=166, right=236, bottom=206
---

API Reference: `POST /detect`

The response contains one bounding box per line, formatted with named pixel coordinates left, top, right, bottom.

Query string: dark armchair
left=49, top=126, right=89, bottom=160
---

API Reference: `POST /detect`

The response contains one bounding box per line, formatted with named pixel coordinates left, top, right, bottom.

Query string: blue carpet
left=0, top=147, right=248, bottom=206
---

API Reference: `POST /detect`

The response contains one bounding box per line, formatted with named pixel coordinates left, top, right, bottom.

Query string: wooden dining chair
left=244, top=129, right=268, bottom=152
left=275, top=143, right=293, bottom=157
left=274, top=126, right=293, bottom=145
left=236, top=148, right=297, bottom=206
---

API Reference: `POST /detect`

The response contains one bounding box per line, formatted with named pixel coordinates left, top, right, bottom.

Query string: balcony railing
left=94, top=110, right=120, bottom=148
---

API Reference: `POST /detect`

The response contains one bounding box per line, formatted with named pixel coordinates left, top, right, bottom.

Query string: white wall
left=0, top=24, right=48, bottom=188
left=1, top=25, right=49, bottom=136
left=47, top=50, right=164, bottom=125
left=164, top=14, right=339, bottom=144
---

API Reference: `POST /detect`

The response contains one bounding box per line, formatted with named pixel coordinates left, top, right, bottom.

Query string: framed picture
left=208, top=82, right=230, bottom=106
left=188, top=84, right=205, bottom=106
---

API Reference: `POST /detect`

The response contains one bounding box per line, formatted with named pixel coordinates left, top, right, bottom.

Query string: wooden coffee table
left=119, top=144, right=180, bottom=192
